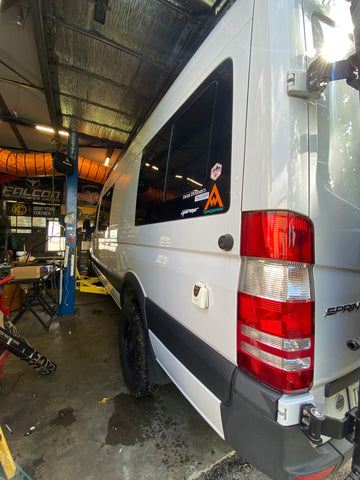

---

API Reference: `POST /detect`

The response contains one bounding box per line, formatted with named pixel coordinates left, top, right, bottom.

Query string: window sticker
left=183, top=188, right=207, bottom=200
left=203, top=184, right=224, bottom=214
left=210, top=163, right=222, bottom=181
left=195, top=192, right=209, bottom=202
left=181, top=207, right=200, bottom=218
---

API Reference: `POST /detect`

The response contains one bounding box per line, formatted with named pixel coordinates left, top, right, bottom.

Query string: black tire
left=119, top=300, right=155, bottom=397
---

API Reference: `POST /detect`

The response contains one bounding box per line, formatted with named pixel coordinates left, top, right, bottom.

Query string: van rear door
left=305, top=1, right=360, bottom=395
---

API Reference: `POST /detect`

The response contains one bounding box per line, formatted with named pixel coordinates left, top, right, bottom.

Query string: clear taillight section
left=238, top=211, right=314, bottom=393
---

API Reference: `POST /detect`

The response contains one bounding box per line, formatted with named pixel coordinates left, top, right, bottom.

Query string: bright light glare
left=321, top=26, right=353, bottom=62
left=320, top=4, right=353, bottom=62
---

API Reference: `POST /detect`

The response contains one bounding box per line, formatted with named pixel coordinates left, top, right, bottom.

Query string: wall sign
left=6, top=202, right=60, bottom=218
left=2, top=177, right=64, bottom=204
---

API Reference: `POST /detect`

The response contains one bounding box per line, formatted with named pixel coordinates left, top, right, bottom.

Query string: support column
left=58, top=132, right=78, bottom=317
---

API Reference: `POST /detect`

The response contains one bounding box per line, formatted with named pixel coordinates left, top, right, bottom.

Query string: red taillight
left=238, top=211, right=314, bottom=393
left=241, top=210, right=314, bottom=263
left=295, top=465, right=336, bottom=479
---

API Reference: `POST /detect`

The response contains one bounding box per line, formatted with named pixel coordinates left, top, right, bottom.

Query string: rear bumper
left=221, top=368, right=353, bottom=480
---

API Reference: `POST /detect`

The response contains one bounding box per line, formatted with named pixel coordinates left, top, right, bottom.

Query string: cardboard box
left=3, top=284, right=24, bottom=311
left=10, top=266, right=45, bottom=279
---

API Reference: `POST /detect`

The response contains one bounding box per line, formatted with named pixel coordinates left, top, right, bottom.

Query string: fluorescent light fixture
left=175, top=175, right=183, bottom=179
left=145, top=163, right=150, bottom=167
left=104, top=157, right=110, bottom=166
left=36, top=125, right=69, bottom=136
left=152, top=165, right=159, bottom=171
left=36, top=125, right=54, bottom=133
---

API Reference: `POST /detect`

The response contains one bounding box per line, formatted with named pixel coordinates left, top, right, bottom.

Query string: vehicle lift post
left=58, top=131, right=78, bottom=317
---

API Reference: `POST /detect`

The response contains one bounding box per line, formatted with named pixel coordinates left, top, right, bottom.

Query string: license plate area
left=300, top=375, right=359, bottom=443
left=348, top=380, right=359, bottom=409
left=325, top=380, right=359, bottom=421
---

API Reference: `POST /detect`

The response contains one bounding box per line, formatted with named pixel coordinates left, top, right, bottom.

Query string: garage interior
left=0, top=1, right=354, bottom=479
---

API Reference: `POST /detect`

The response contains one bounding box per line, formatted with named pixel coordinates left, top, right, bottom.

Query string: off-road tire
left=119, top=300, right=156, bottom=397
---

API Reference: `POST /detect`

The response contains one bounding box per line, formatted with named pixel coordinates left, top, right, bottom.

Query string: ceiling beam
left=57, top=62, right=151, bottom=102
left=29, top=0, right=62, bottom=131
left=77, top=134, right=124, bottom=150
left=62, top=114, right=131, bottom=135
left=0, top=96, right=28, bottom=151
left=0, top=113, right=35, bottom=128
left=59, top=92, right=137, bottom=120
left=0, top=114, right=125, bottom=150
left=0, top=77, right=136, bottom=120
left=154, top=0, right=209, bottom=18
left=0, top=59, right=39, bottom=88
left=0, top=77, right=44, bottom=93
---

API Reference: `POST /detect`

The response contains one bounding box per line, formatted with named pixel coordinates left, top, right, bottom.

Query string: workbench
left=8, top=268, right=60, bottom=330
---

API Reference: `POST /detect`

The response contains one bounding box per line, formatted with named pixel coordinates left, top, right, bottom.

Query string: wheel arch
left=120, top=271, right=147, bottom=326
left=120, top=271, right=169, bottom=385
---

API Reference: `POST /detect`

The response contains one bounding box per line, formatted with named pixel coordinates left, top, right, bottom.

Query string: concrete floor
left=0, top=292, right=353, bottom=480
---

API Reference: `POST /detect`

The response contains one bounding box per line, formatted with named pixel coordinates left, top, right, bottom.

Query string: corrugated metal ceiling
left=0, top=0, right=234, bottom=166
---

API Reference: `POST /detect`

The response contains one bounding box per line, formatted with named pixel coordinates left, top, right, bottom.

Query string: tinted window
left=136, top=59, right=233, bottom=225
left=166, top=82, right=217, bottom=200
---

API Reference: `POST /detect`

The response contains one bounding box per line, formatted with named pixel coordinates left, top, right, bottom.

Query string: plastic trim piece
left=146, top=298, right=236, bottom=403
left=221, top=370, right=352, bottom=480
left=90, top=256, right=123, bottom=293
left=325, top=368, right=360, bottom=398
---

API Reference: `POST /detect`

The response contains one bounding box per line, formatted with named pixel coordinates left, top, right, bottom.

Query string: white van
left=90, top=1, right=360, bottom=478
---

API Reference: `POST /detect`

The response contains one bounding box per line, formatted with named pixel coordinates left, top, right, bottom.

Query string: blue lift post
left=58, top=132, right=79, bottom=317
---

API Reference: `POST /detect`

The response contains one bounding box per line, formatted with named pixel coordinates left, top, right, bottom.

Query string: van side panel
left=98, top=0, right=254, bottom=364
left=303, top=0, right=360, bottom=390
left=93, top=0, right=254, bottom=435
left=242, top=0, right=309, bottom=215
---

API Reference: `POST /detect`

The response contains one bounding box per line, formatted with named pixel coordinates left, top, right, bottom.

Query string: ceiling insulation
left=0, top=0, right=234, bottom=163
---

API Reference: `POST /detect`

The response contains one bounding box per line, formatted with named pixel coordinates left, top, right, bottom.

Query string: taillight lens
left=241, top=210, right=314, bottom=263
left=238, top=211, right=314, bottom=393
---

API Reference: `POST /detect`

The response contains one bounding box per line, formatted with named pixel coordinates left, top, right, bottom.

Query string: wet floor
left=0, top=293, right=352, bottom=480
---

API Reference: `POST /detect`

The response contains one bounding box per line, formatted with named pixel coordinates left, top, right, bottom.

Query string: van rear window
left=135, top=59, right=233, bottom=225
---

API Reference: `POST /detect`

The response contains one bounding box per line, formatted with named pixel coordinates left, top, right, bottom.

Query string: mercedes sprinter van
left=91, top=1, right=360, bottom=478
